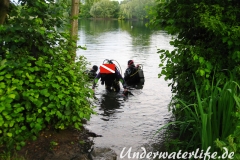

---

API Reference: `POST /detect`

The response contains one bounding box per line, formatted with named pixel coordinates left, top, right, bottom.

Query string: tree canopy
left=119, top=0, right=155, bottom=20
left=80, top=0, right=155, bottom=20
left=90, top=0, right=119, bottom=18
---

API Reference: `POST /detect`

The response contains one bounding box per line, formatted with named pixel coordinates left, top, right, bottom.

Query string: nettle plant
left=0, top=0, right=94, bottom=150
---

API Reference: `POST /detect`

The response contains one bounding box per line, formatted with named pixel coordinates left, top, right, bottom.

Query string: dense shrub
left=148, top=0, right=240, bottom=154
left=0, top=0, right=94, bottom=150
left=148, top=0, right=240, bottom=103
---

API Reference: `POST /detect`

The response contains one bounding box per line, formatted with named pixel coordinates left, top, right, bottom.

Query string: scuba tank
left=102, top=59, right=122, bottom=75
left=138, top=65, right=145, bottom=84
left=101, top=59, right=114, bottom=85
left=101, top=59, right=122, bottom=88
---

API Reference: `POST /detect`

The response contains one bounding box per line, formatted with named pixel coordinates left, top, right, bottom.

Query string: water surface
left=77, top=19, right=174, bottom=159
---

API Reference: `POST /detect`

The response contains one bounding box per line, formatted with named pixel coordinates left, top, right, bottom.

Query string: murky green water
left=77, top=19, right=174, bottom=159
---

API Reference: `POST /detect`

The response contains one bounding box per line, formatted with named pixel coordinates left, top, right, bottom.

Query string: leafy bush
left=148, top=0, right=240, bottom=104
left=148, top=0, right=240, bottom=153
left=0, top=0, right=94, bottom=150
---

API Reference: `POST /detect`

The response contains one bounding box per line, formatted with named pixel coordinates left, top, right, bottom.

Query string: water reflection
left=99, top=93, right=121, bottom=115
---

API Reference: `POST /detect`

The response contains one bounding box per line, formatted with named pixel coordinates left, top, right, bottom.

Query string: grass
left=193, top=77, right=240, bottom=151
left=155, top=75, right=240, bottom=155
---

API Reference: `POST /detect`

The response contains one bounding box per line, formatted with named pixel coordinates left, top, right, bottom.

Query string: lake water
left=77, top=19, right=174, bottom=159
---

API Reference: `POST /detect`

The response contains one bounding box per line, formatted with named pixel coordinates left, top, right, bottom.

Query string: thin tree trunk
left=70, top=0, right=79, bottom=61
left=0, top=0, right=10, bottom=25
left=0, top=0, right=9, bottom=59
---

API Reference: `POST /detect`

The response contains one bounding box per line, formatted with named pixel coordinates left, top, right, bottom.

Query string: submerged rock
left=89, top=147, right=117, bottom=160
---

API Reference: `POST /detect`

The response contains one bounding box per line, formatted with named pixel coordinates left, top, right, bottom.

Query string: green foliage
left=192, top=77, right=239, bottom=151
left=0, top=151, right=26, bottom=160
left=79, top=0, right=101, bottom=18
left=215, top=81, right=240, bottom=159
left=90, top=0, right=119, bottom=18
left=119, top=0, right=155, bottom=20
left=148, top=0, right=240, bottom=104
left=148, top=0, right=240, bottom=154
left=80, top=0, right=156, bottom=20
left=0, top=0, right=94, bottom=151
left=156, top=77, right=240, bottom=153
left=79, top=2, right=93, bottom=18
left=55, top=0, right=72, bottom=17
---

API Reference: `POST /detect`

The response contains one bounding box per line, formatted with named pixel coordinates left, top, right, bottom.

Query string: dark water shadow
left=95, top=86, right=142, bottom=120
left=96, top=92, right=125, bottom=120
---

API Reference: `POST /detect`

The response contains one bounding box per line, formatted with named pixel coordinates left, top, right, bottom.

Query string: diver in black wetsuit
left=92, top=60, right=127, bottom=93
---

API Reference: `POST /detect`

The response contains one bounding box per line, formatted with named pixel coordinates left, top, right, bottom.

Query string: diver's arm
left=124, top=68, right=130, bottom=81
left=92, top=73, right=101, bottom=89
left=116, top=70, right=127, bottom=89
left=119, top=79, right=127, bottom=89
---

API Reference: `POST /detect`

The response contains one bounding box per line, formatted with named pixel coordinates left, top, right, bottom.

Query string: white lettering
left=140, top=147, right=147, bottom=159
left=203, top=146, right=211, bottom=160
left=228, top=152, right=234, bottom=159
left=194, top=148, right=200, bottom=159
left=222, top=147, right=228, bottom=159
left=132, top=152, right=140, bottom=159
left=182, top=152, right=188, bottom=159
left=158, top=152, right=168, bottom=159
left=152, top=151, right=159, bottom=158
left=120, top=147, right=133, bottom=159
left=177, top=150, right=182, bottom=159
left=188, top=151, right=194, bottom=159
left=168, top=152, right=176, bottom=159
left=146, top=152, right=152, bottom=159
left=199, top=149, right=204, bottom=159
left=211, top=152, right=217, bottom=159
left=119, top=146, right=235, bottom=159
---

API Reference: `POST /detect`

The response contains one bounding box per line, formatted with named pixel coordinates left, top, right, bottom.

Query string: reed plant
left=193, top=76, right=240, bottom=151
left=157, top=74, right=240, bottom=154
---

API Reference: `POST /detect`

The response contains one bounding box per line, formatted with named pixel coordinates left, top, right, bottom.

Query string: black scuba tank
left=138, top=68, right=145, bottom=84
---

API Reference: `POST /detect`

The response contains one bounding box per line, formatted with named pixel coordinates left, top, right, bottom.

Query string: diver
left=85, top=65, right=98, bottom=80
left=124, top=60, right=145, bottom=86
left=92, top=59, right=128, bottom=94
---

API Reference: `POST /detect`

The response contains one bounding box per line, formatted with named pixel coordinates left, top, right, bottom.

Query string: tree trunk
left=70, top=0, right=79, bottom=61
left=0, top=0, right=10, bottom=25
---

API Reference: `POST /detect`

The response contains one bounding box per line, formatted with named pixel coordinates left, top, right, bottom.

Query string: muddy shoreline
left=14, top=127, right=95, bottom=160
